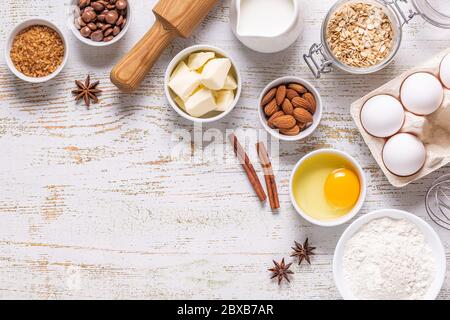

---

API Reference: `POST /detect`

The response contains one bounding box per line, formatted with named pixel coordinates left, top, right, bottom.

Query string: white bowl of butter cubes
left=165, top=45, right=241, bottom=123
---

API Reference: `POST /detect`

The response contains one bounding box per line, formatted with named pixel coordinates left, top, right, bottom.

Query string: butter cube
left=201, top=58, right=232, bottom=90
left=168, top=64, right=201, bottom=101
left=215, top=90, right=235, bottom=112
left=170, top=61, right=189, bottom=81
left=185, top=88, right=216, bottom=117
left=174, top=96, right=186, bottom=111
left=223, top=74, right=237, bottom=90
left=188, top=52, right=215, bottom=71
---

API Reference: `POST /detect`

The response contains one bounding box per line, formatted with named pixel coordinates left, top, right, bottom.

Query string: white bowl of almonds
left=258, top=77, right=323, bottom=141
left=164, top=45, right=241, bottom=123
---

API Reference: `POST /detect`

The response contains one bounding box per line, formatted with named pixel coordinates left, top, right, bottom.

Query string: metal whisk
left=425, top=174, right=450, bottom=231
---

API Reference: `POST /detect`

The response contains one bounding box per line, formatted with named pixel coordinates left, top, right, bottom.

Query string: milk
left=237, top=0, right=295, bottom=37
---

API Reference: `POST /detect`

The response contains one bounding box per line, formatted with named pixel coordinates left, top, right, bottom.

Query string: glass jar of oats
left=304, top=0, right=450, bottom=78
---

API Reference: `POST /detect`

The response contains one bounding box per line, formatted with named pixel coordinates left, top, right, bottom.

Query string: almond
left=286, top=89, right=299, bottom=101
left=272, top=115, right=296, bottom=129
left=302, top=92, right=317, bottom=114
left=282, top=99, right=294, bottom=115
left=261, top=88, right=277, bottom=106
left=292, top=97, right=313, bottom=111
left=264, top=99, right=279, bottom=117
left=276, top=85, right=287, bottom=106
left=288, top=83, right=307, bottom=95
left=267, top=111, right=285, bottom=128
left=293, top=108, right=313, bottom=124
left=280, top=125, right=300, bottom=136
left=297, top=121, right=306, bottom=131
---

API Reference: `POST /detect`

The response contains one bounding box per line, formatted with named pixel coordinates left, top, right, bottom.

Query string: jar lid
left=412, top=0, right=450, bottom=28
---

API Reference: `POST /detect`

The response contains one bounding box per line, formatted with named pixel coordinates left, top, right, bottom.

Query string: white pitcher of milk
left=230, top=0, right=302, bottom=53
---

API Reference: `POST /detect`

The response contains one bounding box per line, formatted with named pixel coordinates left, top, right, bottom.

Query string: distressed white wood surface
left=0, top=0, right=449, bottom=300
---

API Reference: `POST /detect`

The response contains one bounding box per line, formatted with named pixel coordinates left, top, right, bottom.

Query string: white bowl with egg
left=164, top=45, right=241, bottom=123
left=5, top=18, right=68, bottom=83
left=333, top=209, right=446, bottom=300
left=258, top=77, right=323, bottom=142
left=289, top=149, right=366, bottom=227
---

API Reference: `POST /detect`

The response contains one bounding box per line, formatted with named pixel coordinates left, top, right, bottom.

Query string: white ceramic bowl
left=5, top=18, right=68, bottom=83
left=289, top=149, right=367, bottom=227
left=164, top=45, right=242, bottom=123
left=258, top=76, right=323, bottom=141
left=333, top=209, right=446, bottom=300
left=68, top=0, right=131, bottom=47
left=230, top=0, right=303, bottom=53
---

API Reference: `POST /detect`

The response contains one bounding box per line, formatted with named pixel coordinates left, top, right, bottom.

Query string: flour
left=343, top=218, right=435, bottom=300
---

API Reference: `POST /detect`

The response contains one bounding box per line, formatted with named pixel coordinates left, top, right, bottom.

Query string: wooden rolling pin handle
left=110, top=20, right=176, bottom=92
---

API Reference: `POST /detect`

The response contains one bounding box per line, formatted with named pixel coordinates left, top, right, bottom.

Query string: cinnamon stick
left=229, top=134, right=267, bottom=202
left=256, top=142, right=280, bottom=210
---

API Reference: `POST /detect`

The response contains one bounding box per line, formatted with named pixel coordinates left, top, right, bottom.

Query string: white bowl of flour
left=333, top=209, right=446, bottom=300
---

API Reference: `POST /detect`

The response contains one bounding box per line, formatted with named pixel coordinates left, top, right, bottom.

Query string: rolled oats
left=326, top=2, right=394, bottom=68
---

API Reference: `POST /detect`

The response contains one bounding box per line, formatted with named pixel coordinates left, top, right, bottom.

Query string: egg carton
left=351, top=48, right=450, bottom=188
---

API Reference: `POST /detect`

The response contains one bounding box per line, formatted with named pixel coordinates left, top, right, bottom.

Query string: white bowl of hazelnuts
left=68, top=0, right=131, bottom=47
left=258, top=76, right=323, bottom=142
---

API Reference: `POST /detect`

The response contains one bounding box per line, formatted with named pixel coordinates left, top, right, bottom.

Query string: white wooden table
left=0, top=0, right=448, bottom=300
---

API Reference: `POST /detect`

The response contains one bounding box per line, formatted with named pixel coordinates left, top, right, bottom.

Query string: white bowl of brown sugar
left=5, top=18, right=68, bottom=83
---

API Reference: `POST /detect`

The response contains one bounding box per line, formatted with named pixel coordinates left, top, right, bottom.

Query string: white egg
left=400, top=72, right=443, bottom=115
left=382, top=133, right=426, bottom=177
left=440, top=53, right=450, bottom=89
left=360, top=95, right=405, bottom=138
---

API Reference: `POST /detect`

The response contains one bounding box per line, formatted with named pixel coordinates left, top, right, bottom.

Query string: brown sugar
left=10, top=25, right=65, bottom=78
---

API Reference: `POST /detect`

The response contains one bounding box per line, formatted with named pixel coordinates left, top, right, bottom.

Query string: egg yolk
left=324, top=168, right=360, bottom=209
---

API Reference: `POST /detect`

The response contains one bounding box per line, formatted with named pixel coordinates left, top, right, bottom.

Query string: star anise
left=72, top=75, right=101, bottom=109
left=291, top=238, right=316, bottom=265
left=268, top=258, right=293, bottom=285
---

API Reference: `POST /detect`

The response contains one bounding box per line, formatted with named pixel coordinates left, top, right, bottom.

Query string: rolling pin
left=110, top=0, right=218, bottom=92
